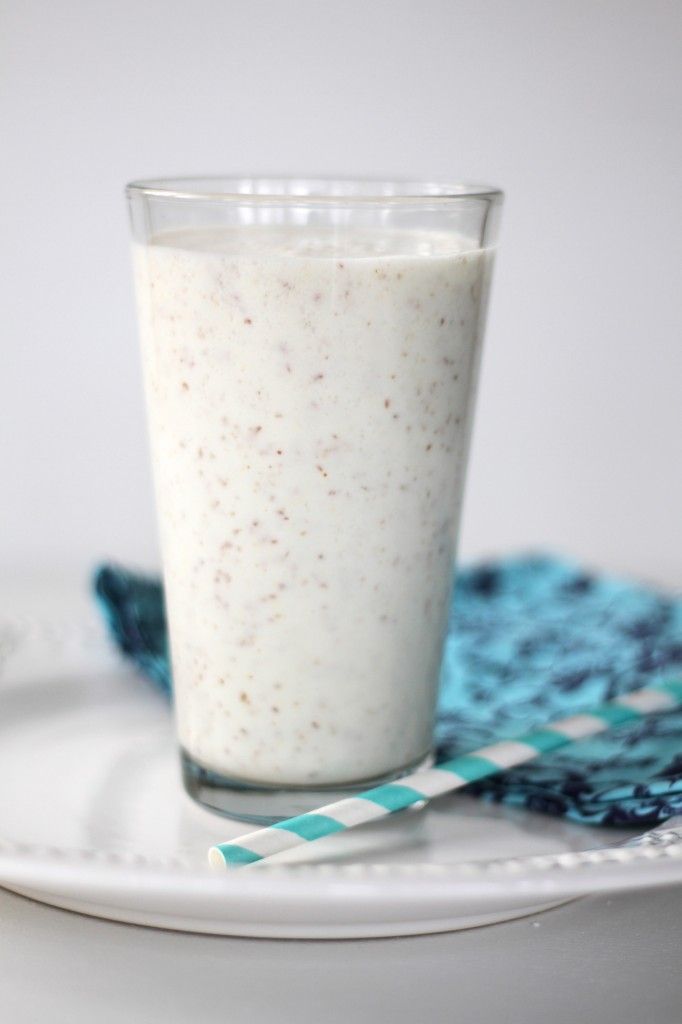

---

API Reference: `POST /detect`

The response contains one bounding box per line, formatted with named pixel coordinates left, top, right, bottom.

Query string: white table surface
left=1, top=883, right=680, bottom=1023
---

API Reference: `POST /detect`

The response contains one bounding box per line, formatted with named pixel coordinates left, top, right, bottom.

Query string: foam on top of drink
left=147, top=226, right=482, bottom=260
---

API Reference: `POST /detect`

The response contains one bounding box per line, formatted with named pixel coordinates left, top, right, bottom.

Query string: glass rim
left=125, top=176, right=503, bottom=205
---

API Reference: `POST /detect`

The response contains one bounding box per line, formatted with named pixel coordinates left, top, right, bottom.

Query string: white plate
left=1, top=577, right=681, bottom=938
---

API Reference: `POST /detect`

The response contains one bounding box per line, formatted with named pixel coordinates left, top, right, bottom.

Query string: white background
left=2, top=0, right=680, bottom=588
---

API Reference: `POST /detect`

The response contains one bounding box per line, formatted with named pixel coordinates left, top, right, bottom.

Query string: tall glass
left=127, top=178, right=502, bottom=822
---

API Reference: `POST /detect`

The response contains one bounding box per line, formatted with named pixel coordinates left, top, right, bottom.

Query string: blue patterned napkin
left=94, top=555, right=682, bottom=827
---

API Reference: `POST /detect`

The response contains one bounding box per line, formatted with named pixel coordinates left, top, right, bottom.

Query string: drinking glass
left=127, top=177, right=503, bottom=822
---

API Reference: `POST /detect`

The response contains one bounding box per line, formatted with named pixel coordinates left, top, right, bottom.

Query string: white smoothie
left=133, top=227, right=491, bottom=786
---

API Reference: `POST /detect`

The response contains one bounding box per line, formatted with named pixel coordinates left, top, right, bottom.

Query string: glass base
left=181, top=748, right=435, bottom=825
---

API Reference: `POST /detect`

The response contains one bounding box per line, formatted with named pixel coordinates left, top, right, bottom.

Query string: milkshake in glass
left=127, top=179, right=502, bottom=821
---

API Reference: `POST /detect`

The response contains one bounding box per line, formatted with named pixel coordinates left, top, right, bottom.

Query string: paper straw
left=208, top=679, right=682, bottom=869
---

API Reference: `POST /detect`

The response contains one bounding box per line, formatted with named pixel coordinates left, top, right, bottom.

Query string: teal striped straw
left=208, top=679, right=682, bottom=869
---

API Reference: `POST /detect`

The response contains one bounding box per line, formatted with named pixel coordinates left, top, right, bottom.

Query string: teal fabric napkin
left=94, top=554, right=682, bottom=827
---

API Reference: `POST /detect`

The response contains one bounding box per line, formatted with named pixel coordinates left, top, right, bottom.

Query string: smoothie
left=133, top=226, right=491, bottom=786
